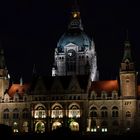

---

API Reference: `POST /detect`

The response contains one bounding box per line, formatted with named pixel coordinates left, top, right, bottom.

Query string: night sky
left=0, top=0, right=140, bottom=83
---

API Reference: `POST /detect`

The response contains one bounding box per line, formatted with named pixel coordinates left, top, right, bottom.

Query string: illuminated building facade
left=0, top=2, right=140, bottom=135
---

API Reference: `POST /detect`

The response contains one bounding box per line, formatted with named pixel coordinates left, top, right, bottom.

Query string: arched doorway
left=52, top=121, right=62, bottom=130
left=35, top=121, right=45, bottom=133
left=69, top=121, right=79, bottom=131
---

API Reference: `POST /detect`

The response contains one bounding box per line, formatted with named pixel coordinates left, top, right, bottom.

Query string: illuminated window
left=51, top=106, right=63, bottom=118
left=34, top=106, right=46, bottom=118
left=35, top=122, right=45, bottom=133
left=70, top=121, right=79, bottom=131
left=69, top=110, right=80, bottom=118
left=69, top=105, right=80, bottom=118
left=23, top=121, right=28, bottom=132
left=52, top=121, right=62, bottom=130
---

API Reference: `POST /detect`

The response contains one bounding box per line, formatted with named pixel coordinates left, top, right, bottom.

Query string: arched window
left=51, top=105, right=63, bottom=118
left=101, top=106, right=108, bottom=117
left=22, top=108, right=29, bottom=119
left=112, top=106, right=119, bottom=117
left=34, top=106, right=46, bottom=118
left=13, top=108, right=19, bottom=119
left=3, top=108, right=9, bottom=119
left=68, top=104, right=80, bottom=118
left=90, top=107, right=97, bottom=117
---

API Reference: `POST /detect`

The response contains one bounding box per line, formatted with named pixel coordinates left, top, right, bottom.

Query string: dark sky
left=0, top=0, right=140, bottom=83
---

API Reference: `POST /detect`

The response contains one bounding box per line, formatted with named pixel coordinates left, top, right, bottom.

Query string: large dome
left=57, top=28, right=91, bottom=52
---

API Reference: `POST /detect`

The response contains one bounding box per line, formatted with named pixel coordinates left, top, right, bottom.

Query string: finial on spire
left=68, top=0, right=83, bottom=30
left=124, top=29, right=130, bottom=47
left=122, top=29, right=132, bottom=62
left=20, top=77, right=23, bottom=86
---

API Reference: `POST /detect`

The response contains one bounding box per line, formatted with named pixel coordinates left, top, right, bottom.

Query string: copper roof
left=89, top=80, right=119, bottom=95
left=8, top=83, right=30, bottom=97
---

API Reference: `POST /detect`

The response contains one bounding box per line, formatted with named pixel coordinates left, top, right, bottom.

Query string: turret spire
left=120, top=31, right=135, bottom=71
left=68, top=0, right=83, bottom=30
left=122, top=31, right=132, bottom=62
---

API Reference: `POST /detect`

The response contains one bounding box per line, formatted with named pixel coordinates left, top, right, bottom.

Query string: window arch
left=3, top=108, right=9, bottom=119
left=89, top=107, right=97, bottom=117
left=34, top=106, right=46, bottom=118
left=13, top=108, right=19, bottom=119
left=68, top=104, right=80, bottom=118
left=51, top=104, right=63, bottom=118
left=112, top=106, right=119, bottom=117
left=101, top=106, right=108, bottom=117
left=22, top=108, right=29, bottom=119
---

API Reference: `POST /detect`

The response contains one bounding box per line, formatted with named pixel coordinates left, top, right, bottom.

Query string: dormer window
left=112, top=90, right=118, bottom=99
left=90, top=91, right=97, bottom=99
left=101, top=91, right=107, bottom=99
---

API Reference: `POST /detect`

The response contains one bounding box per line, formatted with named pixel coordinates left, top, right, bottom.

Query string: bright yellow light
left=73, top=13, right=77, bottom=18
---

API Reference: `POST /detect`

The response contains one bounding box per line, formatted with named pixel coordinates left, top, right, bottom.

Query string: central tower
left=52, top=2, right=99, bottom=81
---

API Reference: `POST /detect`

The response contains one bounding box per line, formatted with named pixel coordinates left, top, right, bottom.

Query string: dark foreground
left=0, top=124, right=139, bottom=140
left=8, top=133, right=140, bottom=140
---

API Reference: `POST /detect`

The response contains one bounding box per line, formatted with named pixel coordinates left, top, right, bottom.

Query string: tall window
left=3, top=108, right=9, bottom=119
left=13, top=108, right=19, bottom=119
left=22, top=108, right=29, bottom=119
left=112, top=106, right=119, bottom=117
left=90, top=107, right=97, bottom=117
left=51, top=106, right=63, bottom=118
left=101, top=107, right=108, bottom=117
left=69, top=105, right=80, bottom=118
left=34, top=106, right=46, bottom=118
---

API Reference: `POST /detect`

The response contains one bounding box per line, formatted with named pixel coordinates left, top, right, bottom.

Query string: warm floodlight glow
left=73, top=13, right=77, bottom=18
